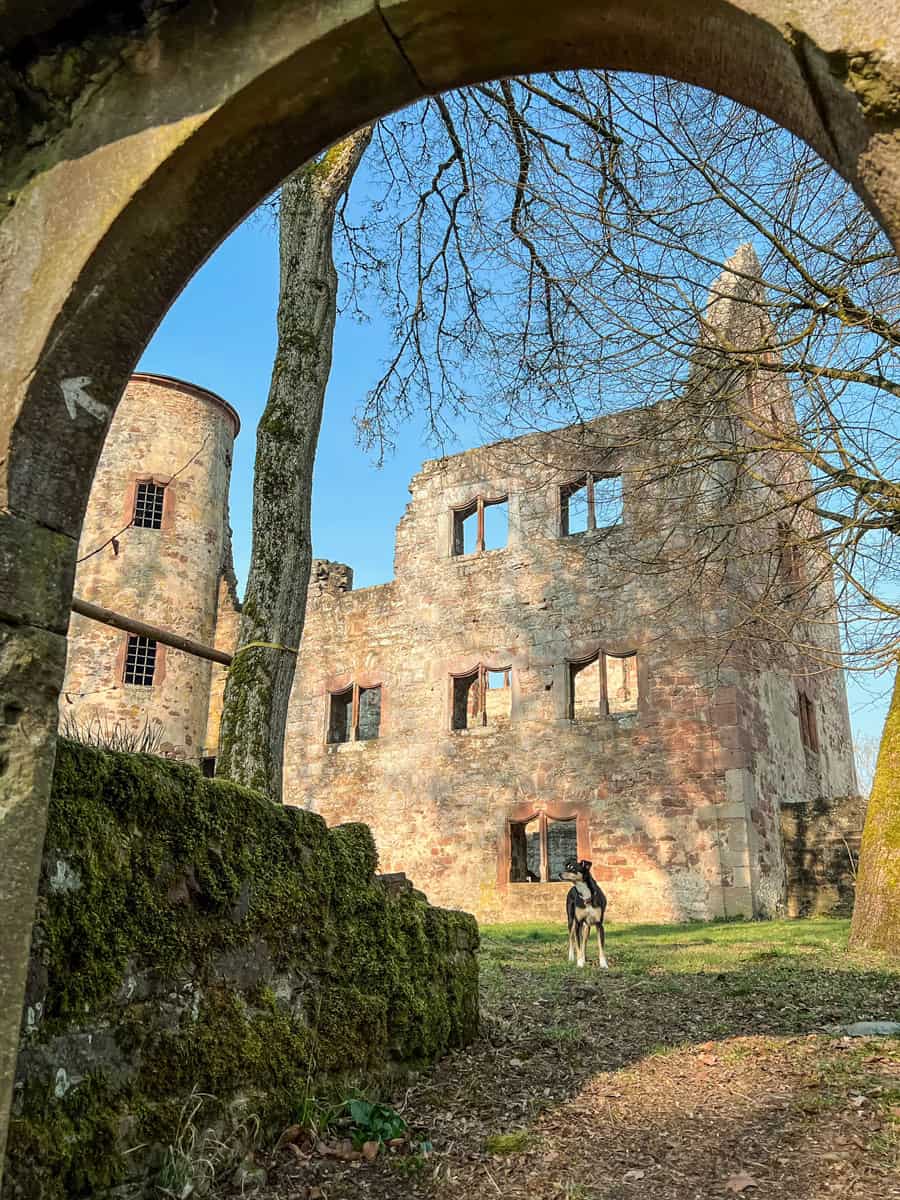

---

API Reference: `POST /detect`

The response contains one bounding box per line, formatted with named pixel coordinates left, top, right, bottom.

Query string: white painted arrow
left=61, top=376, right=110, bottom=423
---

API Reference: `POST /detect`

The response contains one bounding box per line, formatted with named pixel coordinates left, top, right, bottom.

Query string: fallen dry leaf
left=362, top=1141, right=380, bottom=1162
left=725, top=1171, right=759, bottom=1193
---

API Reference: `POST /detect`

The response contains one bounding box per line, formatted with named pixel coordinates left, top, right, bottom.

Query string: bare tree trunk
left=849, top=667, right=900, bottom=954
left=217, top=129, right=372, bottom=796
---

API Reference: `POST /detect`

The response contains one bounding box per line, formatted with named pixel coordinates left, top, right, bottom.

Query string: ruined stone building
left=63, top=373, right=240, bottom=763
left=64, top=258, right=860, bottom=926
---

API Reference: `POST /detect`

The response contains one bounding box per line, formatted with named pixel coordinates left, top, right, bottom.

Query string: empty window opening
left=201, top=756, right=216, bottom=779
left=546, top=817, right=578, bottom=882
left=561, top=478, right=590, bottom=535
left=452, top=664, right=512, bottom=729
left=357, top=685, right=382, bottom=741
left=605, top=652, right=638, bottom=715
left=452, top=495, right=509, bottom=556
left=798, top=692, right=819, bottom=752
left=560, top=472, right=623, bottom=536
left=509, top=815, right=542, bottom=882
left=593, top=474, right=624, bottom=527
left=482, top=498, right=509, bottom=550
left=133, top=480, right=166, bottom=529
left=568, top=651, right=638, bottom=718
left=452, top=500, right=479, bottom=556
left=327, top=683, right=382, bottom=744
left=451, top=669, right=479, bottom=730
left=327, top=687, right=353, bottom=744
left=123, top=635, right=157, bottom=686
left=568, top=654, right=602, bottom=719
left=484, top=668, right=512, bottom=724
left=509, top=812, right=579, bottom=883
left=777, top=522, right=803, bottom=584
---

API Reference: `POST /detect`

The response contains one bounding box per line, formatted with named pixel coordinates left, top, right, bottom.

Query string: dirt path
left=252, top=919, right=900, bottom=1200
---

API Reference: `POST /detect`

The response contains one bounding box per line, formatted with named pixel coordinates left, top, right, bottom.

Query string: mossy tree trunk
left=849, top=665, right=900, bottom=954
left=217, top=128, right=372, bottom=796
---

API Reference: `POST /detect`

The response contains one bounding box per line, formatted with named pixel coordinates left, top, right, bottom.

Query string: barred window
left=133, top=481, right=165, bottom=529
left=123, top=635, right=157, bottom=686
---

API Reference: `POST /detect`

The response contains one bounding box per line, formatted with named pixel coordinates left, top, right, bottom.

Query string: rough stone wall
left=780, top=794, right=868, bottom=917
left=280, top=398, right=854, bottom=921
left=61, top=374, right=239, bottom=762
left=282, top=402, right=858, bottom=925
left=4, top=741, right=478, bottom=1199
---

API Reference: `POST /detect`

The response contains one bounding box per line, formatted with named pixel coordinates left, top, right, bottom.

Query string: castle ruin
left=64, top=260, right=860, bottom=926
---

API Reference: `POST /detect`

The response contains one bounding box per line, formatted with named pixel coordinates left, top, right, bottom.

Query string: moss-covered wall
left=2, top=741, right=478, bottom=1199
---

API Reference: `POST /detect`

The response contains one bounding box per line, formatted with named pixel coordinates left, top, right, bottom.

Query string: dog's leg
left=576, top=922, right=588, bottom=969
left=597, top=921, right=609, bottom=970
left=567, top=920, right=576, bottom=964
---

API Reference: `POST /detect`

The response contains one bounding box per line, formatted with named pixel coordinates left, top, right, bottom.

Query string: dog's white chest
left=574, top=882, right=603, bottom=924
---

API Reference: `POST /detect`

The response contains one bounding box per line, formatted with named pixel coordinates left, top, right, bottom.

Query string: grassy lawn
left=480, top=917, right=897, bottom=1044
left=266, top=918, right=900, bottom=1199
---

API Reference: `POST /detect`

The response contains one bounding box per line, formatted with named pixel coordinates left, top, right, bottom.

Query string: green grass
left=478, top=918, right=900, bottom=1053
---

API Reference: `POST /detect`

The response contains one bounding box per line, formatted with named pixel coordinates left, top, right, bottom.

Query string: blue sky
left=138, top=197, right=893, bottom=754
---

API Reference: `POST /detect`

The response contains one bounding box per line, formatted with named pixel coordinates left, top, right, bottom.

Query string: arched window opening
left=560, top=473, right=623, bottom=536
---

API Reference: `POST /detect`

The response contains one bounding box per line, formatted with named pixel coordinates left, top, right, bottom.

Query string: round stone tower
left=62, top=373, right=240, bottom=761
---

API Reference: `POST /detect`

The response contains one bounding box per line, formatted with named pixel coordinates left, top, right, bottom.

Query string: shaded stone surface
left=2, top=741, right=478, bottom=1199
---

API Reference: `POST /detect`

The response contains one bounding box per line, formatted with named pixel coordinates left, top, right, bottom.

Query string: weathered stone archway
left=2, top=0, right=899, bottom=1173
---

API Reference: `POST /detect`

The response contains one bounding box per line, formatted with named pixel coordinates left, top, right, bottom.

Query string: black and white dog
left=560, top=858, right=608, bottom=969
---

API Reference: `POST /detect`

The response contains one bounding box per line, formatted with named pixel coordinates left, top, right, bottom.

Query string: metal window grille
left=133, top=481, right=165, bottom=529
left=123, top=635, right=157, bottom=686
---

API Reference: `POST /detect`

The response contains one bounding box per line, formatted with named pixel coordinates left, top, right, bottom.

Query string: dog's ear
left=581, top=859, right=592, bottom=870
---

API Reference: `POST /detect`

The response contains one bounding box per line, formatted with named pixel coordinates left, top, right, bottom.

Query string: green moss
left=485, top=1131, right=534, bottom=1154
left=5, top=1078, right=127, bottom=1200
left=6, top=740, right=479, bottom=1196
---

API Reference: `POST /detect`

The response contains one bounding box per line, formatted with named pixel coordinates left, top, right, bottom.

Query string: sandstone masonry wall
left=283, top=408, right=859, bottom=925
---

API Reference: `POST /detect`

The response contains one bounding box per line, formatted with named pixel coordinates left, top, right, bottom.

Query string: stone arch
left=2, top=0, right=900, bottom=1169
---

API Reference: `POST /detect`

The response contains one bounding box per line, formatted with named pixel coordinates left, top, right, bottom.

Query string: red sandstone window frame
left=451, top=494, right=508, bottom=556
left=559, top=472, right=623, bottom=537
left=798, top=691, right=819, bottom=753
left=567, top=650, right=638, bottom=718
left=326, top=682, right=382, bottom=744
left=450, top=663, right=511, bottom=730
left=501, top=804, right=590, bottom=888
